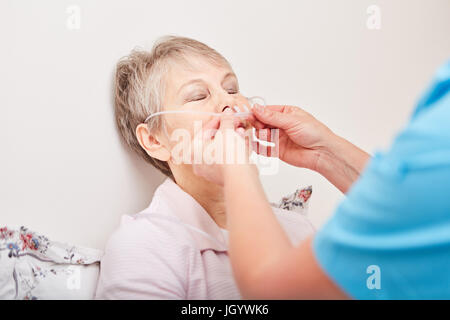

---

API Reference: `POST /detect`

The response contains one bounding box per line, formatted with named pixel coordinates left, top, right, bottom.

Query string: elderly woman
left=95, top=36, right=315, bottom=299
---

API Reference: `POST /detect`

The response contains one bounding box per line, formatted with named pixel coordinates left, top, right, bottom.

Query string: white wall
left=1, top=0, right=449, bottom=249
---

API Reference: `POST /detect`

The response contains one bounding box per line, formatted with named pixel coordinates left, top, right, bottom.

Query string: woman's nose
left=215, top=92, right=238, bottom=113
left=222, top=105, right=232, bottom=112
left=219, top=98, right=239, bottom=112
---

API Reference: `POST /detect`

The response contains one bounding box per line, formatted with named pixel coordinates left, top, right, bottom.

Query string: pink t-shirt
left=95, top=178, right=315, bottom=300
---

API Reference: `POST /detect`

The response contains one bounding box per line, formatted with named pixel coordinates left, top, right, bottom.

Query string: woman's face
left=160, top=54, right=253, bottom=165
left=162, top=54, right=250, bottom=132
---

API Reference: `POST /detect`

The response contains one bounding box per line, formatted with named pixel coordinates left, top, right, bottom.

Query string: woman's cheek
left=166, top=117, right=191, bottom=133
left=165, top=115, right=207, bottom=146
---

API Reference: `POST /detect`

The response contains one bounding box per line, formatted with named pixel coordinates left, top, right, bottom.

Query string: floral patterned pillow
left=0, top=226, right=103, bottom=300
left=271, top=186, right=312, bottom=216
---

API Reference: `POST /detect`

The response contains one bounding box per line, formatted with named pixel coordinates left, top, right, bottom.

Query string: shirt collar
left=145, top=178, right=228, bottom=253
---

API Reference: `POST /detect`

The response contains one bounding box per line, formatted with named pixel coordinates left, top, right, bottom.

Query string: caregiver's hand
left=192, top=108, right=257, bottom=186
left=251, top=105, right=370, bottom=193
left=251, top=105, right=334, bottom=170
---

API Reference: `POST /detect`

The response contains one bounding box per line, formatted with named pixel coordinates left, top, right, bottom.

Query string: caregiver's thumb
left=219, top=107, right=237, bottom=131
left=252, top=104, right=300, bottom=131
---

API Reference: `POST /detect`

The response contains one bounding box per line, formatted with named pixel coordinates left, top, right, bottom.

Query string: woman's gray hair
left=114, top=35, right=230, bottom=177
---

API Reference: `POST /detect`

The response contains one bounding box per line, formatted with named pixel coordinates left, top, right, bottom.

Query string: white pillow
left=0, top=226, right=102, bottom=300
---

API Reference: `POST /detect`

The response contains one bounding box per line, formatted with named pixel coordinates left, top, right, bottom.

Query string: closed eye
left=189, top=95, right=207, bottom=102
left=226, top=88, right=239, bottom=94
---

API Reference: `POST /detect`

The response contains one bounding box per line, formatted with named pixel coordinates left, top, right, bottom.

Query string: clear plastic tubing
left=144, top=96, right=265, bottom=123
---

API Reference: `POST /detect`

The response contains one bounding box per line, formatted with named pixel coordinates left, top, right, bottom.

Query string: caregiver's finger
left=253, top=141, right=276, bottom=158
left=246, top=113, right=266, bottom=130
left=201, top=116, right=221, bottom=140
left=252, top=104, right=301, bottom=131
left=256, top=128, right=274, bottom=157
left=259, top=104, right=302, bottom=113
left=219, top=108, right=236, bottom=131
left=255, top=128, right=272, bottom=141
left=203, top=115, right=221, bottom=130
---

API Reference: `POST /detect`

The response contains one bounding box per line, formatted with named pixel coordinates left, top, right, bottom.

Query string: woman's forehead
left=165, top=55, right=235, bottom=87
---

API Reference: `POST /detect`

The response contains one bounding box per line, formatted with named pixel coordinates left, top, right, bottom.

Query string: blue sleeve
left=313, top=60, right=450, bottom=299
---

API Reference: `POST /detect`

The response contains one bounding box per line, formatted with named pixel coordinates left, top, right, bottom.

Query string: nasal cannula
left=144, top=96, right=266, bottom=123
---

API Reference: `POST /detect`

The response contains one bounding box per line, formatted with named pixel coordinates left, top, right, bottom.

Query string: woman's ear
left=135, top=123, right=171, bottom=161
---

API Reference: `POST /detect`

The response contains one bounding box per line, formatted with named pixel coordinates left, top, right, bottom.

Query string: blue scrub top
left=313, top=60, right=450, bottom=299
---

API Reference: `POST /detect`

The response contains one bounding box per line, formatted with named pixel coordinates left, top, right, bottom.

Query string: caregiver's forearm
left=224, top=164, right=294, bottom=296
left=316, top=134, right=371, bottom=193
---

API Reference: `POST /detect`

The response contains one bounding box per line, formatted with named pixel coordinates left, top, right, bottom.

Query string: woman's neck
left=171, top=167, right=227, bottom=229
